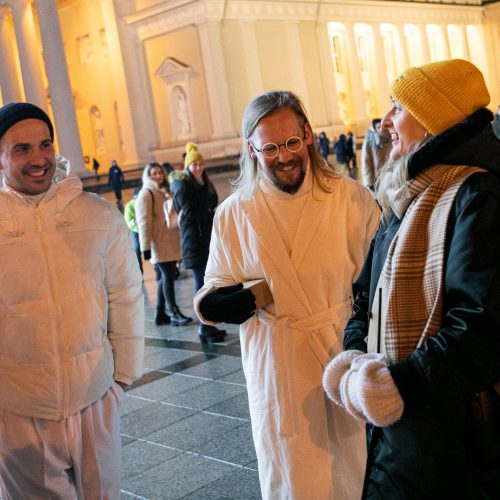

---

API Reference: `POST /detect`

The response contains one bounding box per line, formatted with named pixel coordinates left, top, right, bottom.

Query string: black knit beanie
left=0, top=102, right=54, bottom=141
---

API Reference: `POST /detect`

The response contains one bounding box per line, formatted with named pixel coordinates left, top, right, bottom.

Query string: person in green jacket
left=124, top=188, right=143, bottom=275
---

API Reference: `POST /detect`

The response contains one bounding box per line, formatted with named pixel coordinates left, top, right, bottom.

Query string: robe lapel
left=290, top=181, right=330, bottom=271
left=240, top=188, right=311, bottom=316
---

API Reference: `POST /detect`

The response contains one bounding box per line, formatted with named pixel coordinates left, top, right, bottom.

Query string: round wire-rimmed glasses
left=252, top=133, right=306, bottom=159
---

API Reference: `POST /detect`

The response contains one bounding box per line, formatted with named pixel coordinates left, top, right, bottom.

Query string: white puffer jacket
left=0, top=167, right=144, bottom=421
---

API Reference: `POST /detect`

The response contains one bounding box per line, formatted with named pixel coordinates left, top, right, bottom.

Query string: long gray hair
left=233, top=90, right=336, bottom=199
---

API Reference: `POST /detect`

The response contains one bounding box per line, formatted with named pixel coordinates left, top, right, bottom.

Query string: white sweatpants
left=0, top=382, right=124, bottom=500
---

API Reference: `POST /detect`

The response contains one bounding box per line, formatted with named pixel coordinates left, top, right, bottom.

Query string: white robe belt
left=256, top=306, right=341, bottom=436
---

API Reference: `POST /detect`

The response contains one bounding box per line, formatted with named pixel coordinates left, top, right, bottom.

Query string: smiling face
left=381, top=100, right=428, bottom=160
left=149, top=165, right=165, bottom=184
left=0, top=119, right=56, bottom=195
left=248, top=108, right=312, bottom=194
left=188, top=160, right=204, bottom=179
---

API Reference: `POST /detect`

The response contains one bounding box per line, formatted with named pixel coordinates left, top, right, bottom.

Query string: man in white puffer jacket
left=0, top=102, right=144, bottom=498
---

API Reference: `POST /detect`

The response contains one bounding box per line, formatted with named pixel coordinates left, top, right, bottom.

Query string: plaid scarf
left=380, top=164, right=483, bottom=363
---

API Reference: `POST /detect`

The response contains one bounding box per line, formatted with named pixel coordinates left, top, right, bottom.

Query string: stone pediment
left=154, top=57, right=194, bottom=83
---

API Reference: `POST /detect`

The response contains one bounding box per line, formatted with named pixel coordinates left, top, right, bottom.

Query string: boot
left=155, top=307, right=170, bottom=326
left=198, top=324, right=227, bottom=344
left=169, top=305, right=192, bottom=326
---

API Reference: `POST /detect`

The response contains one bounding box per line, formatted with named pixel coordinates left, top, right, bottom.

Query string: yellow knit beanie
left=184, top=142, right=203, bottom=169
left=390, top=59, right=490, bottom=136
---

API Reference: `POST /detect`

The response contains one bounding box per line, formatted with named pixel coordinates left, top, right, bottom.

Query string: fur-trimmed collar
left=408, top=108, right=500, bottom=179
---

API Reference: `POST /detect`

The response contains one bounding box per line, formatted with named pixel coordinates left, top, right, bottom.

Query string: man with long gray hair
left=194, top=90, right=380, bottom=499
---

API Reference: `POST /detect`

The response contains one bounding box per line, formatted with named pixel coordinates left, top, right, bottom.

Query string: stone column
left=439, top=24, right=451, bottom=59
left=239, top=20, right=263, bottom=101
left=395, top=24, right=410, bottom=70
left=344, top=22, right=367, bottom=124
left=284, top=20, right=310, bottom=112
left=417, top=24, right=432, bottom=64
left=458, top=24, right=471, bottom=60
left=0, top=5, right=23, bottom=103
left=316, top=22, right=342, bottom=129
left=197, top=21, right=237, bottom=140
left=371, top=23, right=390, bottom=113
left=100, top=0, right=142, bottom=165
left=35, top=0, right=86, bottom=176
left=11, top=0, right=47, bottom=109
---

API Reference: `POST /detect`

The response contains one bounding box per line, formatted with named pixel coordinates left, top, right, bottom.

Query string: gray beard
left=271, top=168, right=306, bottom=194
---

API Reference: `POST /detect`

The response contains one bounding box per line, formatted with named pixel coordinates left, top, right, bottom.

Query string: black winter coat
left=170, top=170, right=218, bottom=270
left=344, top=109, right=500, bottom=499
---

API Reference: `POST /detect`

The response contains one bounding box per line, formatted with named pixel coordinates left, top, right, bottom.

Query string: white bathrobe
left=195, top=169, right=380, bottom=500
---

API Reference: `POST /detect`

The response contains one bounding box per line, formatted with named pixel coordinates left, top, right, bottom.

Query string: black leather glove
left=143, top=250, right=152, bottom=261
left=199, top=283, right=256, bottom=324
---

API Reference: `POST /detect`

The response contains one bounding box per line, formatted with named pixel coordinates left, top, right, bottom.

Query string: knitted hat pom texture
left=389, top=59, right=490, bottom=136
left=184, top=142, right=203, bottom=169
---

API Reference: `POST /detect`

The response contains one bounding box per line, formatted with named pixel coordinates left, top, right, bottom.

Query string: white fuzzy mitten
left=339, top=353, right=404, bottom=427
left=322, top=350, right=364, bottom=406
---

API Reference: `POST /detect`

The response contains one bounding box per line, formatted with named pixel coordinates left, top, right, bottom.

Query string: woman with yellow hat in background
left=323, top=59, right=500, bottom=497
left=170, top=143, right=227, bottom=343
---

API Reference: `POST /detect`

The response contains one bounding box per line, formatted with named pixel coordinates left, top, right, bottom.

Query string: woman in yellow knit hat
left=323, top=59, right=500, bottom=497
left=169, top=143, right=227, bottom=343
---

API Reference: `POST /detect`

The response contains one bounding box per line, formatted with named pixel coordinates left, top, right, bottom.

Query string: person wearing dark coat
left=170, top=143, right=227, bottom=343
left=323, top=59, right=500, bottom=499
left=108, top=159, right=124, bottom=203
left=317, top=131, right=330, bottom=160
left=345, top=131, right=357, bottom=179
left=333, top=134, right=348, bottom=175
left=92, top=157, right=100, bottom=179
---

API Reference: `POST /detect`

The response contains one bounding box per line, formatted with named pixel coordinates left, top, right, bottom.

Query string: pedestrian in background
left=323, top=59, right=500, bottom=498
left=170, top=143, right=227, bottom=344
left=333, top=133, right=349, bottom=175
left=124, top=187, right=143, bottom=275
left=317, top=131, right=330, bottom=161
left=361, top=118, right=392, bottom=190
left=108, top=159, right=124, bottom=206
left=92, top=157, right=100, bottom=179
left=136, top=162, right=192, bottom=326
left=345, top=131, right=357, bottom=179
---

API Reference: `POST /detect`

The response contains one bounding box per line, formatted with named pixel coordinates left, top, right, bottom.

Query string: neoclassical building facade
left=1, top=0, right=499, bottom=176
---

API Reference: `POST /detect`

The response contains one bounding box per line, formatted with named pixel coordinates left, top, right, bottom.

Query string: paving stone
left=205, top=391, right=251, bottom=420
left=120, top=393, right=157, bottom=417
left=121, top=402, right=196, bottom=438
left=183, top=468, right=262, bottom=500
left=190, top=423, right=257, bottom=466
left=142, top=348, right=200, bottom=371
left=167, top=380, right=247, bottom=411
left=121, top=439, right=180, bottom=479
left=121, top=452, right=236, bottom=500
left=178, top=355, right=243, bottom=380
left=218, top=369, right=247, bottom=385
left=127, top=373, right=207, bottom=402
left=146, top=411, right=244, bottom=451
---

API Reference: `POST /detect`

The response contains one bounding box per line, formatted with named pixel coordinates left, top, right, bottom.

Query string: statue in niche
left=90, top=105, right=106, bottom=155
left=173, top=86, right=191, bottom=138
left=78, top=34, right=92, bottom=64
